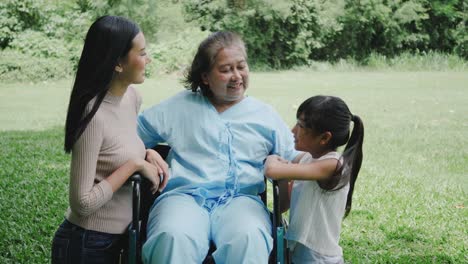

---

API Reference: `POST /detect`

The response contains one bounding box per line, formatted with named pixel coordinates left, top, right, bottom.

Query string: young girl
left=264, top=95, right=364, bottom=264
left=51, top=16, right=169, bottom=263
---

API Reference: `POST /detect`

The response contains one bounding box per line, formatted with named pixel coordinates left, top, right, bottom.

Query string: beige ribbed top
left=66, top=86, right=146, bottom=234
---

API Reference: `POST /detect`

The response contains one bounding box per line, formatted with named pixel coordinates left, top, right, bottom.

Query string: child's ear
left=320, top=132, right=332, bottom=145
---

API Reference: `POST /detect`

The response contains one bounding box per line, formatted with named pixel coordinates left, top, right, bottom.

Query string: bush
left=183, top=0, right=323, bottom=69
left=183, top=0, right=467, bottom=67
left=9, top=30, right=76, bottom=59
left=0, top=49, right=72, bottom=82
left=316, top=0, right=431, bottom=61
left=453, top=23, right=467, bottom=59
left=0, top=0, right=47, bottom=48
left=0, top=0, right=164, bottom=82
left=145, top=29, right=209, bottom=76
left=76, top=0, right=159, bottom=41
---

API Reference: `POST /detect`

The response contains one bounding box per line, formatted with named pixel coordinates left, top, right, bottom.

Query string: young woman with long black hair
left=51, top=15, right=169, bottom=264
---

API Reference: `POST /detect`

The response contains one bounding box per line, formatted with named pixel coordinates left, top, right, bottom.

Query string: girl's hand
left=264, top=155, right=289, bottom=180
left=145, top=149, right=170, bottom=191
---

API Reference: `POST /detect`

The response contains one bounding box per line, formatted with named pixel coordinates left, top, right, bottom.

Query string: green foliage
left=183, top=0, right=467, bottom=68
left=0, top=49, right=73, bottom=82
left=145, top=29, right=210, bottom=76
left=78, top=0, right=159, bottom=41
left=183, top=0, right=322, bottom=68
left=9, top=31, right=69, bottom=59
left=0, top=0, right=47, bottom=48
left=0, top=0, right=164, bottom=82
left=0, top=0, right=89, bottom=81
left=323, top=0, right=429, bottom=60
left=420, top=0, right=467, bottom=58
left=421, top=0, right=463, bottom=50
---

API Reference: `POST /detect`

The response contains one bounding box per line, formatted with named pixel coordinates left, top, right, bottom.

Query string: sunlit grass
left=0, top=70, right=467, bottom=263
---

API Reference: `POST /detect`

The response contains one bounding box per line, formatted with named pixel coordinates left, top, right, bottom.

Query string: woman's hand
left=145, top=149, right=170, bottom=191
left=138, top=160, right=161, bottom=194
left=264, top=155, right=289, bottom=180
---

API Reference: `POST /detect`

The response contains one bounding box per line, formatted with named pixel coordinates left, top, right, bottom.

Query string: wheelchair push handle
left=129, top=173, right=141, bottom=183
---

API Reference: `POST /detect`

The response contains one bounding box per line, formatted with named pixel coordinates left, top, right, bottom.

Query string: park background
left=0, top=0, right=466, bottom=263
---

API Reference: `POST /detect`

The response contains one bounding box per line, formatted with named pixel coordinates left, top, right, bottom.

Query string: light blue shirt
left=137, top=90, right=298, bottom=207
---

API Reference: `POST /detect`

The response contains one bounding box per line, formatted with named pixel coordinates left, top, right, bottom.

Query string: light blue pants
left=142, top=194, right=273, bottom=264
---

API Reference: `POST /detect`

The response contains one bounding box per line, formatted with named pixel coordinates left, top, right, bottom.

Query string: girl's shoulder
left=299, top=151, right=341, bottom=164
left=318, top=151, right=341, bottom=161
left=298, top=152, right=313, bottom=164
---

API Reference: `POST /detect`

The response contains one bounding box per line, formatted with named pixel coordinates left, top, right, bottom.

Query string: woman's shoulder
left=126, top=85, right=142, bottom=112
left=242, top=96, right=283, bottom=120
left=126, top=85, right=139, bottom=97
left=244, top=96, right=271, bottom=109
left=140, top=90, right=199, bottom=115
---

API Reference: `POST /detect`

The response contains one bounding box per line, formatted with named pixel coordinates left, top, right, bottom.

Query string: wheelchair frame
left=127, top=145, right=289, bottom=264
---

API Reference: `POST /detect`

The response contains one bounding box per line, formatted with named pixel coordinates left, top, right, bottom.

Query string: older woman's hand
left=145, top=149, right=170, bottom=191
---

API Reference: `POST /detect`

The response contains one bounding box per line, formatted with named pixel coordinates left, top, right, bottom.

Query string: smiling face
left=292, top=114, right=332, bottom=157
left=292, top=116, right=318, bottom=152
left=117, top=32, right=151, bottom=84
left=202, top=46, right=249, bottom=112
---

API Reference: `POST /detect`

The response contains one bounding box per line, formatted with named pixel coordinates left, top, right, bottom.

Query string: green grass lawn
left=1, top=71, right=467, bottom=263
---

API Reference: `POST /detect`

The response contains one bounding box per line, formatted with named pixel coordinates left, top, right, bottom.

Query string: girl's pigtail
left=343, top=114, right=364, bottom=217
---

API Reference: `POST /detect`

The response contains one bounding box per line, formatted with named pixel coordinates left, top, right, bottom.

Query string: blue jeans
left=51, top=219, right=126, bottom=264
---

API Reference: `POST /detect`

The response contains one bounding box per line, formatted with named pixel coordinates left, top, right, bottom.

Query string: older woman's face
left=202, top=46, right=249, bottom=108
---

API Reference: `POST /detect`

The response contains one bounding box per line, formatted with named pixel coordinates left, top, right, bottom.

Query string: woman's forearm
left=105, top=159, right=142, bottom=192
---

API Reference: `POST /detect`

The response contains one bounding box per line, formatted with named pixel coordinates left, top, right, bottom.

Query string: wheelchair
left=127, top=145, right=290, bottom=264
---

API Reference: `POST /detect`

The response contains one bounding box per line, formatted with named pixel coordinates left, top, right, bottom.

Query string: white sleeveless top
left=286, top=151, right=348, bottom=256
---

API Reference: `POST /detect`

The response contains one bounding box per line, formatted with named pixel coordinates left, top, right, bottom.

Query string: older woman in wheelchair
left=136, top=31, right=299, bottom=264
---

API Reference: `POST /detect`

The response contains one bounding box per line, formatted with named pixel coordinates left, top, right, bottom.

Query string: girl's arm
left=264, top=154, right=338, bottom=181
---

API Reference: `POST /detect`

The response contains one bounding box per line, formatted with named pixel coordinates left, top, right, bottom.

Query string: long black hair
left=183, top=31, right=246, bottom=97
left=64, top=16, right=140, bottom=153
left=297, top=95, right=364, bottom=217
